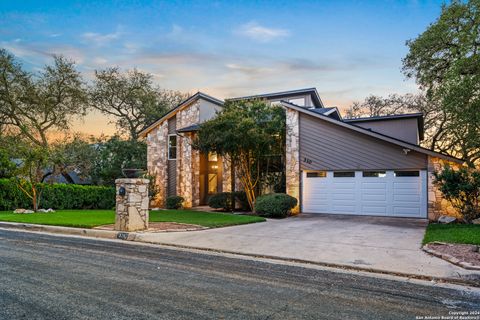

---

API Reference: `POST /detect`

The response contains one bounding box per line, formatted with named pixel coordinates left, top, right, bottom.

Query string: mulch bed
left=424, top=242, right=480, bottom=270
left=94, top=222, right=207, bottom=232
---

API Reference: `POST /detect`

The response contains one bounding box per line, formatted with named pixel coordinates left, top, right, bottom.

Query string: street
left=0, top=229, right=479, bottom=320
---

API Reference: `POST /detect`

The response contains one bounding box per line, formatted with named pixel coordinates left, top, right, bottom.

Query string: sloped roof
left=139, top=92, right=223, bottom=137
left=227, top=88, right=324, bottom=108
left=280, top=101, right=463, bottom=164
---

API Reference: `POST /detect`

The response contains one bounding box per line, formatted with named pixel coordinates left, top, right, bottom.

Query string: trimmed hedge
left=254, top=193, right=297, bottom=218
left=166, top=196, right=184, bottom=209
left=0, top=178, right=115, bottom=211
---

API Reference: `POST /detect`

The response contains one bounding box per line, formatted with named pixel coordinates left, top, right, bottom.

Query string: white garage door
left=302, top=170, right=427, bottom=218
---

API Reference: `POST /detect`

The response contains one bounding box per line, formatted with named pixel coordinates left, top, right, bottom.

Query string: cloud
left=81, top=29, right=123, bottom=46
left=235, top=21, right=290, bottom=42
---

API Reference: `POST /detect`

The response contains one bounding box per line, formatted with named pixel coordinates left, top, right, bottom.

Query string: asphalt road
left=0, top=229, right=479, bottom=320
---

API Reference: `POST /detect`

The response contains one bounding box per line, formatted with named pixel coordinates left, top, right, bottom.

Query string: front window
left=168, top=135, right=177, bottom=160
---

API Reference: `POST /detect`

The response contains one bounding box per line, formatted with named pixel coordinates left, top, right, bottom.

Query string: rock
left=23, top=210, right=34, bottom=214
left=38, top=209, right=48, bottom=213
left=471, top=246, right=479, bottom=253
left=46, top=208, right=55, bottom=213
left=472, top=218, right=480, bottom=225
left=438, top=215, right=456, bottom=224
left=13, top=209, right=26, bottom=214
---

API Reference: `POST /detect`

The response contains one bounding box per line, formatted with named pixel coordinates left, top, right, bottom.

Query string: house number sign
left=303, top=157, right=313, bottom=164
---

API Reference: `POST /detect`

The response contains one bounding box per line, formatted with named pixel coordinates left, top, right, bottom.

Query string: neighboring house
left=139, top=88, right=461, bottom=220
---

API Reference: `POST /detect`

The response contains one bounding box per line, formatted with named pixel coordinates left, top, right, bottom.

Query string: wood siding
left=299, top=113, right=427, bottom=171
left=167, top=116, right=176, bottom=197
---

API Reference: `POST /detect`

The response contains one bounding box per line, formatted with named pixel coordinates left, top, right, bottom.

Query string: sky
left=0, top=0, right=446, bottom=136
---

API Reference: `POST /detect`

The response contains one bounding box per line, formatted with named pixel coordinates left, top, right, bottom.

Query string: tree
left=402, top=0, right=480, bottom=165
left=344, top=93, right=449, bottom=152
left=194, top=100, right=286, bottom=210
left=90, top=67, right=188, bottom=140
left=91, top=136, right=147, bottom=186
left=0, top=49, right=88, bottom=148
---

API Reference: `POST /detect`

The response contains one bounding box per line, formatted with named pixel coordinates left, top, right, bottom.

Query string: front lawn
left=0, top=209, right=264, bottom=229
left=423, top=223, right=480, bottom=245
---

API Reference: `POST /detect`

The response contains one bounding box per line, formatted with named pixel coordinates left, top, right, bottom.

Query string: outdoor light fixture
left=118, top=186, right=126, bottom=196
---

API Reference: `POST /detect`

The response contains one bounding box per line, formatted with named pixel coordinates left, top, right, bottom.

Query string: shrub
left=208, top=192, right=233, bottom=211
left=254, top=193, right=297, bottom=218
left=233, top=191, right=250, bottom=211
left=166, top=196, right=184, bottom=209
left=0, top=178, right=115, bottom=211
left=434, top=166, right=480, bottom=223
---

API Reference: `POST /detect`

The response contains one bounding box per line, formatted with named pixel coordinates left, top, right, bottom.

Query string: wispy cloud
left=81, top=28, right=123, bottom=46
left=235, top=21, right=290, bottom=42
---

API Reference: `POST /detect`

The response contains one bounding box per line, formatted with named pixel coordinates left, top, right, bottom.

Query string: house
left=139, top=88, right=462, bottom=220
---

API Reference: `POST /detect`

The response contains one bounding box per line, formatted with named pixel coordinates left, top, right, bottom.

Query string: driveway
left=137, top=214, right=480, bottom=280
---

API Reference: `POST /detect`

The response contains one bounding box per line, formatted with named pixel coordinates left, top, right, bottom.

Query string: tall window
left=168, top=134, right=177, bottom=160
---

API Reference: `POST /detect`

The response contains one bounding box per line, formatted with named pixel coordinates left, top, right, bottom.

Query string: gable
left=299, top=113, right=428, bottom=170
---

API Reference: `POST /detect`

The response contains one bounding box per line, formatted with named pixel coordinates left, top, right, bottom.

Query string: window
left=363, top=171, right=386, bottom=178
left=168, top=134, right=177, bottom=160
left=333, top=171, right=355, bottom=178
left=306, top=171, right=326, bottom=178
left=208, top=152, right=218, bottom=162
left=394, top=171, right=419, bottom=177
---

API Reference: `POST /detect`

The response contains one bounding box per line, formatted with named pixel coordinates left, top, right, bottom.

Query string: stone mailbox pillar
left=115, top=178, right=149, bottom=232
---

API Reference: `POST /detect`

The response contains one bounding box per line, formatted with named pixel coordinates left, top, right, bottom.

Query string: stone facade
left=147, top=121, right=168, bottom=207
left=427, top=156, right=461, bottom=221
left=222, top=155, right=233, bottom=192
left=285, top=108, right=300, bottom=214
left=115, top=178, right=149, bottom=231
left=176, top=101, right=200, bottom=208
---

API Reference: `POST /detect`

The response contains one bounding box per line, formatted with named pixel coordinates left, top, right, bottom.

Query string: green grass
left=423, top=223, right=480, bottom=245
left=0, top=209, right=265, bottom=229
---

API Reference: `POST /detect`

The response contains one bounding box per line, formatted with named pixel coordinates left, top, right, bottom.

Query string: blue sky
left=0, top=0, right=445, bottom=135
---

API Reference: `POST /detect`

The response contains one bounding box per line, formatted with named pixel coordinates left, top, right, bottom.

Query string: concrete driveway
left=137, top=214, right=480, bottom=280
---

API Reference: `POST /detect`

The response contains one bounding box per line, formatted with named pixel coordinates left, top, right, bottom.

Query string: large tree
left=90, top=67, right=188, bottom=140
left=0, top=49, right=88, bottom=148
left=402, top=0, right=480, bottom=165
left=194, top=100, right=285, bottom=210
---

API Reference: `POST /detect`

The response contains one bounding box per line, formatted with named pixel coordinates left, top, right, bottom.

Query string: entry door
left=302, top=170, right=427, bottom=218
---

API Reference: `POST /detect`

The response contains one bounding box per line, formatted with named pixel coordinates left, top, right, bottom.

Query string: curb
left=423, top=242, right=480, bottom=271
left=1, top=221, right=479, bottom=287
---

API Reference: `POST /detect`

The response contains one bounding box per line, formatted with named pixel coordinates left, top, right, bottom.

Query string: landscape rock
left=13, top=209, right=26, bottom=214
left=437, top=215, right=456, bottom=224
left=23, top=210, right=34, bottom=214
left=38, top=208, right=55, bottom=213
left=472, top=218, right=480, bottom=225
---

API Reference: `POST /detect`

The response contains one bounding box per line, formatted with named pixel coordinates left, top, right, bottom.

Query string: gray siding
left=351, top=118, right=419, bottom=145
left=199, top=99, right=223, bottom=122
left=167, top=116, right=176, bottom=196
left=299, top=113, right=427, bottom=171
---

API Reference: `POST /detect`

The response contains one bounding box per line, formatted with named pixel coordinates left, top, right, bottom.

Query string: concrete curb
left=423, top=242, right=480, bottom=271
left=1, top=221, right=479, bottom=287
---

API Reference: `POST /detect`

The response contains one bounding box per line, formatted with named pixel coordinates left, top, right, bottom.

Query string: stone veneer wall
left=176, top=101, right=200, bottom=208
left=285, top=108, right=300, bottom=214
left=147, top=121, right=168, bottom=207
left=427, top=156, right=461, bottom=221
left=222, top=155, right=232, bottom=192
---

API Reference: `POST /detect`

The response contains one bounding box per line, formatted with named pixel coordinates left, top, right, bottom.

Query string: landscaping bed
left=0, top=209, right=265, bottom=229
left=423, top=243, right=480, bottom=270
left=422, top=223, right=480, bottom=270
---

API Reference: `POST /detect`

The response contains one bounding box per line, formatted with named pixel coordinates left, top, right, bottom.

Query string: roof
left=344, top=113, right=424, bottom=140
left=227, top=88, right=324, bottom=108
left=309, top=107, right=342, bottom=121
left=177, top=123, right=200, bottom=133
left=280, top=101, right=464, bottom=164
left=139, top=92, right=223, bottom=137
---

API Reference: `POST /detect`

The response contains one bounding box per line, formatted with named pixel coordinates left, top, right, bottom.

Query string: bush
left=207, top=191, right=251, bottom=211
left=166, top=196, right=184, bottom=209
left=0, top=178, right=115, bottom=211
left=208, top=192, right=233, bottom=211
left=254, top=193, right=297, bottom=218
left=434, top=165, right=480, bottom=222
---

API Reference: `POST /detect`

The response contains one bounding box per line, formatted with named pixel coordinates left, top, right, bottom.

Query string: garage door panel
left=302, top=170, right=426, bottom=218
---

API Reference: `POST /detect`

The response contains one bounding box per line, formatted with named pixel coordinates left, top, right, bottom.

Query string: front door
left=199, top=152, right=223, bottom=205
